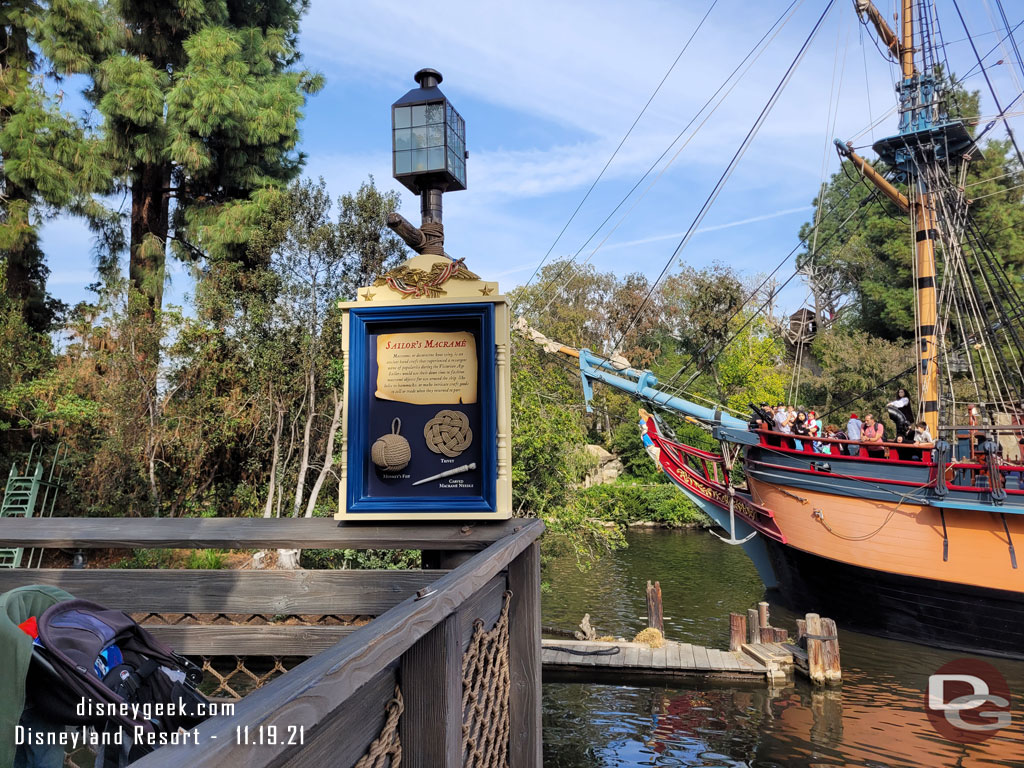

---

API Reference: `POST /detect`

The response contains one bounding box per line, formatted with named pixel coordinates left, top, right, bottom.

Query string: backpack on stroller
left=4, top=588, right=210, bottom=767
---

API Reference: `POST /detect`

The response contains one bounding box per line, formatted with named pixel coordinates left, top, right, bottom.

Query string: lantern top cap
left=414, top=68, right=443, bottom=87
left=393, top=68, right=448, bottom=108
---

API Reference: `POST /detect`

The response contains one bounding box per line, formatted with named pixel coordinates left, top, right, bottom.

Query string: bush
left=112, top=548, right=175, bottom=568
left=299, top=548, right=421, bottom=570
left=577, top=481, right=711, bottom=527
left=185, top=549, right=227, bottom=569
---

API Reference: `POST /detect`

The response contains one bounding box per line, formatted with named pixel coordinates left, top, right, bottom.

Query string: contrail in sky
left=603, top=205, right=813, bottom=251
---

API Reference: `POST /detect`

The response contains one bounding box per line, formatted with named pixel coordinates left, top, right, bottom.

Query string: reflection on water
left=542, top=529, right=1024, bottom=767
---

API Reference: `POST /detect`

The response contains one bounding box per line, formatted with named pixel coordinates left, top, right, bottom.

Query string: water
left=541, top=529, right=1024, bottom=767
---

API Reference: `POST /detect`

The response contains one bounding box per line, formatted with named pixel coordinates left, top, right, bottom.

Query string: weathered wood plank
left=508, top=542, right=542, bottom=768
left=668, top=641, right=683, bottom=670
left=652, top=645, right=669, bottom=669
left=624, top=644, right=640, bottom=668
left=0, top=569, right=445, bottom=615
left=458, top=574, right=508, bottom=652
left=400, top=614, right=461, bottom=767
left=0, top=518, right=525, bottom=551
left=636, top=645, right=654, bottom=669
left=132, top=518, right=544, bottom=768
left=145, top=625, right=356, bottom=656
left=678, top=643, right=696, bottom=669
left=692, top=644, right=711, bottom=670
left=272, top=665, right=397, bottom=768
left=608, top=643, right=627, bottom=668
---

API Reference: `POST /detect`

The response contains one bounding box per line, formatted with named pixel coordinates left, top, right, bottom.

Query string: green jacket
left=0, top=585, right=73, bottom=767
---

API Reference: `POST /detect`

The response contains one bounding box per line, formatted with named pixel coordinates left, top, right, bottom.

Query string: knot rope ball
left=372, top=418, right=411, bottom=471
left=424, top=410, right=473, bottom=457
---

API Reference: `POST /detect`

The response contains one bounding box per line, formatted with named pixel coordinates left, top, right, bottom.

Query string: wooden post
left=747, top=608, right=760, bottom=644
left=771, top=627, right=789, bottom=643
left=400, top=614, right=461, bottom=766
left=805, top=613, right=826, bottom=685
left=821, top=617, right=842, bottom=684
left=645, top=580, right=664, bottom=634
left=757, top=601, right=770, bottom=630
left=508, top=542, right=542, bottom=766
left=758, top=602, right=773, bottom=643
left=729, top=613, right=746, bottom=651
left=795, top=619, right=807, bottom=644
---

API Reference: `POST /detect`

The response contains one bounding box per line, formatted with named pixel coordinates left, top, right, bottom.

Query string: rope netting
left=354, top=685, right=405, bottom=768
left=461, top=590, right=512, bottom=768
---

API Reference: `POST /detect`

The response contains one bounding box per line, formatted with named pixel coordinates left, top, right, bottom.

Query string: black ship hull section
left=764, top=541, right=1024, bottom=659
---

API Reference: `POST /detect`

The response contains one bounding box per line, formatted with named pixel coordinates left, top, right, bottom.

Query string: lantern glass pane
left=395, top=150, right=411, bottom=174
left=427, top=124, right=444, bottom=147
left=426, top=102, right=444, bottom=124
left=428, top=146, right=444, bottom=170
left=411, top=105, right=426, bottom=126
left=448, top=149, right=457, bottom=174
left=393, top=106, right=411, bottom=129
left=394, top=128, right=412, bottom=151
left=411, top=126, right=428, bottom=149
left=412, top=149, right=429, bottom=171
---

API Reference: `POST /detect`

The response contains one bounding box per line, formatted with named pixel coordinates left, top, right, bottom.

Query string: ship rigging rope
left=608, top=0, right=838, bottom=358
left=518, top=0, right=805, bottom=317
left=987, top=0, right=1024, bottom=95
left=512, top=0, right=721, bottom=309
left=952, top=0, right=1024, bottom=172
left=540, top=0, right=810, bottom=320
left=666, top=197, right=875, bottom=391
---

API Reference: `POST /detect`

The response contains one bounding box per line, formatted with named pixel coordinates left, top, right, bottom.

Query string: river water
left=541, top=529, right=1024, bottom=767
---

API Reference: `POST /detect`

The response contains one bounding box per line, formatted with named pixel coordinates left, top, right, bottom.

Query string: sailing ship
left=520, top=0, right=1024, bottom=657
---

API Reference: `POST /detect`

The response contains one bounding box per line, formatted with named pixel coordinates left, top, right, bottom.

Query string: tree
left=0, top=0, right=113, bottom=330
left=660, top=263, right=745, bottom=401
left=336, top=176, right=408, bottom=300
left=70, top=0, right=323, bottom=315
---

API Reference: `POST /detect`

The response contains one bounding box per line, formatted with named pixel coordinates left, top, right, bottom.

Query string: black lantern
left=392, top=69, right=466, bottom=197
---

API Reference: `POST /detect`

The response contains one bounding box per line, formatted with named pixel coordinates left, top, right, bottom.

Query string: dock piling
left=805, top=613, right=826, bottom=685
left=645, top=580, right=664, bottom=633
left=746, top=608, right=760, bottom=643
left=729, top=612, right=746, bottom=651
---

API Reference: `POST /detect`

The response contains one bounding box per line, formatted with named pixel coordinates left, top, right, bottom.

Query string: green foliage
left=0, top=0, right=113, bottom=330
left=300, top=549, right=422, bottom=570
left=113, top=548, right=175, bottom=569
left=577, top=482, right=711, bottom=527
left=509, top=338, right=593, bottom=516
left=798, top=328, right=913, bottom=420
left=609, top=421, right=665, bottom=483
left=797, top=122, right=1023, bottom=339
left=185, top=549, right=227, bottom=569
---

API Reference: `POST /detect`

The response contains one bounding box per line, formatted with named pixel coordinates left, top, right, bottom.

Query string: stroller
left=2, top=585, right=209, bottom=767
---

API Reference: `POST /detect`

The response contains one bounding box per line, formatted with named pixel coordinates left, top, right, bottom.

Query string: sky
left=39, top=0, right=1024, bottom=317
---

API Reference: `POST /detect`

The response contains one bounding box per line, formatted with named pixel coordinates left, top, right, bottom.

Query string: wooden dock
left=542, top=638, right=782, bottom=685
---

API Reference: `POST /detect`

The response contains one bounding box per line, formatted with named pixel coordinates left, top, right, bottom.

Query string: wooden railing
left=0, top=516, right=544, bottom=767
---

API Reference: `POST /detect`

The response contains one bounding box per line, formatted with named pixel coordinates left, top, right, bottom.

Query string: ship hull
left=764, top=538, right=1024, bottom=658
left=745, top=443, right=1024, bottom=657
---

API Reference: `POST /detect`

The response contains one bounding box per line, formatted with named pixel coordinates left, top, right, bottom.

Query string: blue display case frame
left=345, top=303, right=498, bottom=515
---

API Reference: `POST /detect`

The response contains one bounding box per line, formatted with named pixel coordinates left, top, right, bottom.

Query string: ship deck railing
left=752, top=429, right=1024, bottom=500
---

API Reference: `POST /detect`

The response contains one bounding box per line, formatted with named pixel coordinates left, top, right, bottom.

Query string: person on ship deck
left=887, top=388, right=915, bottom=439
left=862, top=413, right=886, bottom=458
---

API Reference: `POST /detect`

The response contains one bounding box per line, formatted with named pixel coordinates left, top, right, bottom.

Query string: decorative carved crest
left=375, top=258, right=481, bottom=298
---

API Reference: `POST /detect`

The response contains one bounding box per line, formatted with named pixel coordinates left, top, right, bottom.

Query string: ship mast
left=840, top=0, right=974, bottom=436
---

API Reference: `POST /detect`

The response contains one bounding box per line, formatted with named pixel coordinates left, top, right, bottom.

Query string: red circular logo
left=926, top=658, right=1012, bottom=744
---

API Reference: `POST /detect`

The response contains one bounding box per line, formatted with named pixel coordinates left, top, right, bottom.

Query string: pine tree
left=81, top=0, right=323, bottom=314
left=0, top=0, right=112, bottom=330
